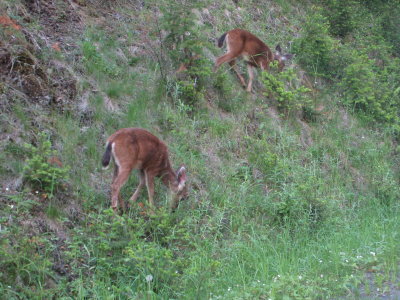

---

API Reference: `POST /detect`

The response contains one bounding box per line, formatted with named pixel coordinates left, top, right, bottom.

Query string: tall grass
left=1, top=0, right=400, bottom=299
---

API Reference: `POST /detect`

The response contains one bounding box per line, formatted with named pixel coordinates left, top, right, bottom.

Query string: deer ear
left=177, top=166, right=187, bottom=191
left=275, top=44, right=282, bottom=54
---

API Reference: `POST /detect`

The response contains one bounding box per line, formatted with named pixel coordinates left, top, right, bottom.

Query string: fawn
left=214, top=28, right=293, bottom=92
left=102, top=128, right=187, bottom=212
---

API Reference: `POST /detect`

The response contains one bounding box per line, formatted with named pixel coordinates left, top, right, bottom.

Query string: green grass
left=1, top=0, right=400, bottom=299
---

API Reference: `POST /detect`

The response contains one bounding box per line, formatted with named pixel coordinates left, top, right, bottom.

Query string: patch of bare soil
left=346, top=271, right=400, bottom=299
left=21, top=0, right=83, bottom=50
left=360, top=272, right=400, bottom=300
left=0, top=0, right=86, bottom=113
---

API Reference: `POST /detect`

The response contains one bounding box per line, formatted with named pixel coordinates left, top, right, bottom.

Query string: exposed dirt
left=0, top=0, right=86, bottom=115
left=21, top=0, right=83, bottom=50
left=343, top=270, right=400, bottom=299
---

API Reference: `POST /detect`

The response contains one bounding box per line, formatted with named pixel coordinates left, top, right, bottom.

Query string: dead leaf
left=51, top=42, right=61, bottom=52
left=0, top=15, right=21, bottom=30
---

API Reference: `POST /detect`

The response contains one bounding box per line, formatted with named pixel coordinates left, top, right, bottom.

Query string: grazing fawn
left=102, top=128, right=188, bottom=212
left=214, top=28, right=293, bottom=92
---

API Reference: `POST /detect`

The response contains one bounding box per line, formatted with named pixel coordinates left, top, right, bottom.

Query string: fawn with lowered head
left=102, top=128, right=188, bottom=212
left=214, top=28, right=293, bottom=92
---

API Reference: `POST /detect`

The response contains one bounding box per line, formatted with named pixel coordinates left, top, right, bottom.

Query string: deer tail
left=102, top=142, right=112, bottom=169
left=217, top=32, right=227, bottom=48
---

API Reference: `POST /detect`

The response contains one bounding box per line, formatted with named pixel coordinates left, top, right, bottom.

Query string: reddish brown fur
left=214, top=28, right=292, bottom=92
left=102, top=128, right=187, bottom=212
left=47, top=156, right=63, bottom=168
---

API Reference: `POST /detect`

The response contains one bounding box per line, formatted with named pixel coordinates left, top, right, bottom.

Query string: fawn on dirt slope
left=102, top=128, right=187, bottom=212
left=214, top=28, right=293, bottom=92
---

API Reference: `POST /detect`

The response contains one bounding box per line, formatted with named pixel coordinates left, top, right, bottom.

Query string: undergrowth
left=1, top=0, right=400, bottom=299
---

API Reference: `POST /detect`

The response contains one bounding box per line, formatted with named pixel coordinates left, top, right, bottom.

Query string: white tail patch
left=177, top=166, right=187, bottom=191
left=226, top=34, right=230, bottom=53
left=111, top=142, right=120, bottom=168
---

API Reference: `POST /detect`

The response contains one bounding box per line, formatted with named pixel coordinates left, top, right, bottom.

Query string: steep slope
left=1, top=0, right=399, bottom=298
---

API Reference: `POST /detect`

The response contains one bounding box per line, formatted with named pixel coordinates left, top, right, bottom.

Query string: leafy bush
left=271, top=176, right=331, bottom=230
left=23, top=133, right=69, bottom=194
left=246, top=136, right=278, bottom=178
left=292, top=8, right=337, bottom=78
left=340, top=50, right=400, bottom=135
left=363, top=0, right=400, bottom=55
left=159, top=1, right=212, bottom=110
left=319, top=0, right=359, bottom=37
left=176, top=78, right=205, bottom=109
left=262, top=67, right=312, bottom=117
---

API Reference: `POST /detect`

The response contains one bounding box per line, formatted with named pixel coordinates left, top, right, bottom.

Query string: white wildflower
left=145, top=274, right=153, bottom=282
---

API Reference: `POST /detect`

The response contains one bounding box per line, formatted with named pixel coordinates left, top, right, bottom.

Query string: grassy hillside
left=1, top=0, right=400, bottom=299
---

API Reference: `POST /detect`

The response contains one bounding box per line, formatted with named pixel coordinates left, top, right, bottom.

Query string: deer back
left=228, top=29, right=274, bottom=68
left=108, top=128, right=171, bottom=173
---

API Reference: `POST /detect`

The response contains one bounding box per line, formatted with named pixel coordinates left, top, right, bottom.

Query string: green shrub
left=340, top=53, right=376, bottom=112
left=159, top=1, right=212, bottom=110
left=246, top=136, right=278, bottom=177
left=340, top=51, right=400, bottom=134
left=320, top=0, right=359, bottom=38
left=176, top=79, right=204, bottom=109
left=271, top=176, right=331, bottom=230
left=363, top=0, right=400, bottom=55
left=261, top=67, right=312, bottom=117
left=292, top=7, right=337, bottom=78
left=23, top=133, right=69, bottom=194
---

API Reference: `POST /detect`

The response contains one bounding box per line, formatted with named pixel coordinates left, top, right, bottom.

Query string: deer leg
left=111, top=167, right=131, bottom=213
left=229, top=60, right=246, bottom=87
left=246, top=64, right=255, bottom=92
left=214, top=52, right=240, bottom=72
left=111, top=165, right=124, bottom=210
left=130, top=170, right=145, bottom=203
left=144, top=170, right=156, bottom=207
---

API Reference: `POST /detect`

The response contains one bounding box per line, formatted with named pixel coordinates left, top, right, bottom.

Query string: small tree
left=23, top=133, right=69, bottom=195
